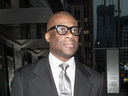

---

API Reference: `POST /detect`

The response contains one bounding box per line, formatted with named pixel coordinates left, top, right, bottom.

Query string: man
left=10, top=11, right=106, bottom=96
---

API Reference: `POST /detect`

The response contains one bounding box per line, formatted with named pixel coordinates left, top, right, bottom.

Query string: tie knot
left=59, top=63, right=69, bottom=71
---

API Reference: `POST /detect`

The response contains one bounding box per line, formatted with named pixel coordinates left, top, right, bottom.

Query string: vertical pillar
left=32, top=54, right=38, bottom=63
left=70, top=5, right=75, bottom=17
left=21, top=26, right=27, bottom=39
left=80, top=5, right=85, bottom=64
left=11, top=0, right=21, bottom=39
left=11, top=0, right=20, bottom=8
left=14, top=45, right=22, bottom=70
left=41, top=25, right=46, bottom=39
left=107, top=50, right=119, bottom=93
left=90, top=0, right=94, bottom=68
left=11, top=0, right=22, bottom=70
left=61, top=0, right=66, bottom=10
left=0, top=41, right=7, bottom=96
left=12, top=26, right=21, bottom=39
left=30, top=25, right=37, bottom=39
left=0, top=0, right=2, bottom=8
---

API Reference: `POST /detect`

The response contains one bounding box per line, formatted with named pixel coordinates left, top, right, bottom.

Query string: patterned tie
left=59, top=63, right=72, bottom=96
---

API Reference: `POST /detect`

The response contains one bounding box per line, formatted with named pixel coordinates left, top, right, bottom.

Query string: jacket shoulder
left=16, top=60, right=38, bottom=75
left=83, top=64, right=102, bottom=78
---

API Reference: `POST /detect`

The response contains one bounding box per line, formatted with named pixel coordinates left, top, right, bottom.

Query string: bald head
left=47, top=11, right=77, bottom=31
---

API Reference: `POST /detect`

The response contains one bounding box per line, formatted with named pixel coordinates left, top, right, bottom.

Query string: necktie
left=59, top=63, right=72, bottom=96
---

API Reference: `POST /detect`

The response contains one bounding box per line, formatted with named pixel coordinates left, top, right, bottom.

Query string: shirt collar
left=49, top=52, right=75, bottom=70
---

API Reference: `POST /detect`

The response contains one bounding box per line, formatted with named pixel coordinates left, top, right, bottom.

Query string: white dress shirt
left=49, top=52, right=75, bottom=96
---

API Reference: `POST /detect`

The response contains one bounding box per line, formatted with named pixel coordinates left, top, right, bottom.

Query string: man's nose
left=65, top=29, right=74, bottom=39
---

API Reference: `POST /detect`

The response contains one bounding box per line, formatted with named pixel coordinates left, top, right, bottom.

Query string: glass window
left=120, top=0, right=128, bottom=47
left=93, top=0, right=105, bottom=48
left=4, top=44, right=15, bottom=95
left=94, top=0, right=120, bottom=48
left=120, top=49, right=128, bottom=94
left=7, top=55, right=14, bottom=92
left=94, top=49, right=106, bottom=78
left=106, top=0, right=119, bottom=47
left=0, top=0, right=11, bottom=9
left=93, top=0, right=128, bottom=94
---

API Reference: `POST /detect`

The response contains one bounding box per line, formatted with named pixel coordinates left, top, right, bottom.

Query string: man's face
left=45, top=15, right=79, bottom=61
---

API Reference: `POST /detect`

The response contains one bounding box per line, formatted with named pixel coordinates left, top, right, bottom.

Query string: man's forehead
left=54, top=12, right=72, bottom=17
left=47, top=11, right=77, bottom=31
left=52, top=12, right=73, bottom=20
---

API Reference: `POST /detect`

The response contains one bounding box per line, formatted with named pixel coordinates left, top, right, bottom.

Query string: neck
left=50, top=52, right=73, bottom=62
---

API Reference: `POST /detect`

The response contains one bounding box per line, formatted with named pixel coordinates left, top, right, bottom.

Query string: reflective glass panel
left=7, top=56, right=14, bottom=92
left=94, top=50, right=106, bottom=77
left=106, top=0, right=118, bottom=47
left=120, top=0, right=128, bottom=47
left=93, top=0, right=105, bottom=48
left=120, top=49, right=128, bottom=94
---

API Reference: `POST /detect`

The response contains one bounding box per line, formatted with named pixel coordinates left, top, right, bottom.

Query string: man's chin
left=64, top=53, right=74, bottom=58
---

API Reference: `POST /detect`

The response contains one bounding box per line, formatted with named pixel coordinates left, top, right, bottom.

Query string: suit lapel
left=74, top=59, right=93, bottom=96
left=31, top=56, right=93, bottom=96
left=32, top=56, right=58, bottom=96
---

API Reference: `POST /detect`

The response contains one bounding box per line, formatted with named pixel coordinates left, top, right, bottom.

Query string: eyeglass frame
left=47, top=25, right=82, bottom=36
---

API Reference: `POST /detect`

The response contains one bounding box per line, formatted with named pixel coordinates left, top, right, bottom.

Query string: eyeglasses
left=48, top=25, right=82, bottom=36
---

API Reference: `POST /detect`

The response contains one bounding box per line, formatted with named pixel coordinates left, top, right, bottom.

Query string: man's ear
left=45, top=32, right=50, bottom=42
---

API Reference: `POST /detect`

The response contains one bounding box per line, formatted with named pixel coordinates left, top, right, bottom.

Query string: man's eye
left=60, top=28, right=66, bottom=31
left=72, top=28, right=78, bottom=33
left=58, top=27, right=66, bottom=32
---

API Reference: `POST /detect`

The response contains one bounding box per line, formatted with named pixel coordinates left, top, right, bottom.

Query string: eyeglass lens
left=57, top=26, right=80, bottom=35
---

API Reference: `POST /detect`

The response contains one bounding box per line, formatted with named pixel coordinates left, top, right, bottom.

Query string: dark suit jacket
left=10, top=56, right=106, bottom=96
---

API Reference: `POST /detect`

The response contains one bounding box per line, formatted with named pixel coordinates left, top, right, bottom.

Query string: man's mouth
left=64, top=42, right=75, bottom=48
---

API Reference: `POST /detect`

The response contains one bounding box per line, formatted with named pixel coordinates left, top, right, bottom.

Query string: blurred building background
left=0, top=0, right=128, bottom=96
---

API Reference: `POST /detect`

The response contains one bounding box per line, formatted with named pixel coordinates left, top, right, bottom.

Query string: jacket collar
left=32, top=56, right=58, bottom=96
left=33, top=56, right=49, bottom=75
left=32, top=56, right=93, bottom=96
left=33, top=56, right=91, bottom=77
left=74, top=57, right=93, bottom=96
left=75, top=57, right=91, bottom=78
